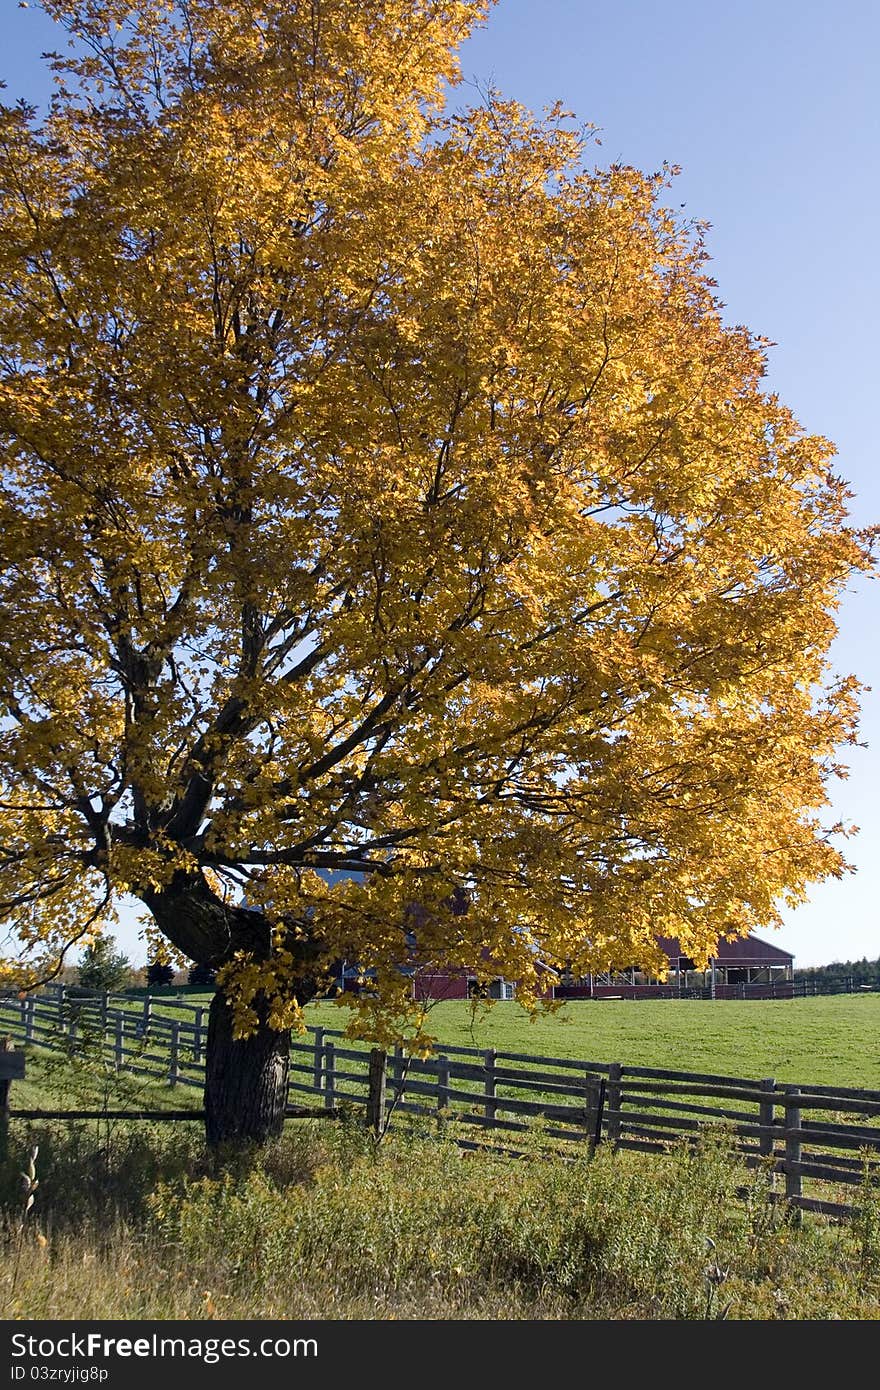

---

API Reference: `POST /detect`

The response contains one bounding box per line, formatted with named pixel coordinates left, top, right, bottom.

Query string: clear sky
left=455, top=0, right=880, bottom=969
left=2, top=1, right=877, bottom=967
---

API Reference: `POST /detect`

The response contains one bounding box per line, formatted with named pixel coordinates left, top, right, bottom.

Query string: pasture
left=304, top=994, right=880, bottom=1091
left=91, top=989, right=880, bottom=1089
left=9, top=987, right=877, bottom=1095
left=3, top=1003, right=880, bottom=1321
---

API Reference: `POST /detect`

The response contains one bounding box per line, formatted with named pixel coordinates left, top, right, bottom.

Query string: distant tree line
left=146, top=960, right=217, bottom=988
left=794, top=957, right=880, bottom=984
left=73, top=942, right=217, bottom=993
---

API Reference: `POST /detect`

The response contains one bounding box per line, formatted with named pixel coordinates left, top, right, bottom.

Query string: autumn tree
left=0, top=0, right=872, bottom=1141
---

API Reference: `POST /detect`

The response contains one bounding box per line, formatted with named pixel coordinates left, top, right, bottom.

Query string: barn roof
left=656, top=933, right=794, bottom=965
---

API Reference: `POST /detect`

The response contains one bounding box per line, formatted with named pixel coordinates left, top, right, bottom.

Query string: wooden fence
left=555, top=976, right=880, bottom=1000
left=1, top=986, right=878, bottom=1219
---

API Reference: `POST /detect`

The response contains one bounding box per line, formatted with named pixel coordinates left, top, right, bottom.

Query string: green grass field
left=52, top=989, right=880, bottom=1091
left=303, top=994, right=880, bottom=1090
left=5, top=1045, right=203, bottom=1116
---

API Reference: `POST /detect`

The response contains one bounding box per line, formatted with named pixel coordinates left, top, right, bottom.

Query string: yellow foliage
left=0, top=1, right=874, bottom=1028
left=215, top=950, right=309, bottom=1038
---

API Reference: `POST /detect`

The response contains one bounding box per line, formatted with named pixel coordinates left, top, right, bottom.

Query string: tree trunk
left=204, top=989, right=291, bottom=1145
left=140, top=873, right=319, bottom=1145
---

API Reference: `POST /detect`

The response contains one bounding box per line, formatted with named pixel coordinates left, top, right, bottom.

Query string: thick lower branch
left=139, top=872, right=271, bottom=967
left=139, top=872, right=325, bottom=988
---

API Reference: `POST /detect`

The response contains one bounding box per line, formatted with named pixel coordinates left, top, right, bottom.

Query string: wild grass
left=2, top=1053, right=879, bottom=1320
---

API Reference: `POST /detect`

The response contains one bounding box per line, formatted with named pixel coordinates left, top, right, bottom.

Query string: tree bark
left=141, top=872, right=273, bottom=968
left=139, top=874, right=317, bottom=1146
left=204, top=989, right=291, bottom=1145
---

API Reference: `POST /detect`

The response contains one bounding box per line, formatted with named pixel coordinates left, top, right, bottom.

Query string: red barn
left=557, top=933, right=795, bottom=999
left=411, top=965, right=516, bottom=1003
left=657, top=933, right=794, bottom=987
left=412, top=935, right=795, bottom=1002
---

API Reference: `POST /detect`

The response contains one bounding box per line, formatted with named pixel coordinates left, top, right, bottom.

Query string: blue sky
left=2, top=1, right=877, bottom=967
left=457, top=1, right=880, bottom=968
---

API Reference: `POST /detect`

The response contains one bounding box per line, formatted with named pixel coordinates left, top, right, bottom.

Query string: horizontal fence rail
left=1, top=986, right=878, bottom=1219
left=554, top=976, right=880, bottom=1001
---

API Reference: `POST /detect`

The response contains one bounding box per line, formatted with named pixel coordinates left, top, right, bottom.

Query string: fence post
left=324, top=1040, right=336, bottom=1110
left=193, top=1008, right=205, bottom=1063
left=784, top=1087, right=803, bottom=1217
left=585, top=1072, right=606, bottom=1153
left=114, top=1012, right=125, bottom=1071
left=0, top=1036, right=14, bottom=1161
left=100, top=992, right=109, bottom=1035
left=483, top=1048, right=497, bottom=1126
left=759, top=1078, right=776, bottom=1158
left=390, top=1045, right=405, bottom=1107
left=437, top=1055, right=450, bottom=1115
left=25, top=998, right=35, bottom=1044
left=169, top=1021, right=180, bottom=1087
left=366, top=1048, right=387, bottom=1137
left=141, top=995, right=152, bottom=1040
left=313, top=1028, right=325, bottom=1093
left=606, top=1063, right=622, bottom=1146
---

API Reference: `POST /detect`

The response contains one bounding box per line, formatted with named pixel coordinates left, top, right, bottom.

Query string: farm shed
left=557, top=933, right=795, bottom=998
left=412, top=934, right=795, bottom=1003
left=657, top=934, right=794, bottom=987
